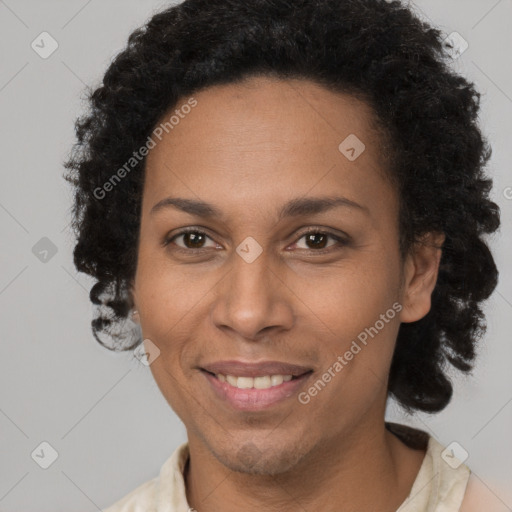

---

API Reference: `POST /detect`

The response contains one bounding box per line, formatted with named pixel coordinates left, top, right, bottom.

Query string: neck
left=184, top=421, right=426, bottom=512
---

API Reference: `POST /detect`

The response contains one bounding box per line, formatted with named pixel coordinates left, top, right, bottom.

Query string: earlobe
left=399, top=232, right=445, bottom=324
left=128, top=279, right=139, bottom=322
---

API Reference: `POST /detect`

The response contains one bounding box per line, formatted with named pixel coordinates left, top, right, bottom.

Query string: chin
left=210, top=436, right=308, bottom=476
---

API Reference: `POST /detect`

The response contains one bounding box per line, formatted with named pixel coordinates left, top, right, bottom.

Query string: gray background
left=0, top=1, right=510, bottom=510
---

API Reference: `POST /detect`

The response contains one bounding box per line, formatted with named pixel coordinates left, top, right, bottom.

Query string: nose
left=210, top=248, right=295, bottom=342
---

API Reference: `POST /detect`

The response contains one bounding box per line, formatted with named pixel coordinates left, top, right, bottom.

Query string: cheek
left=300, top=253, right=401, bottom=338
left=299, top=254, right=401, bottom=401
left=147, top=357, right=195, bottom=426
left=134, top=249, right=207, bottom=336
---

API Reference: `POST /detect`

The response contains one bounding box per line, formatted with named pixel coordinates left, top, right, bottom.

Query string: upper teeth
left=217, top=374, right=293, bottom=389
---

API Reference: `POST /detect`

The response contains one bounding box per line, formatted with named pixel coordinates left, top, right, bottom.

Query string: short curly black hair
left=63, top=0, right=500, bottom=414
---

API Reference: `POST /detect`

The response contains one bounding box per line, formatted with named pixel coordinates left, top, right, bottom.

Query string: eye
left=163, top=228, right=218, bottom=252
left=291, top=228, right=349, bottom=254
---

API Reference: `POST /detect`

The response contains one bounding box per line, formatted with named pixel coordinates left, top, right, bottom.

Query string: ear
left=127, top=278, right=140, bottom=323
left=399, top=231, right=446, bottom=323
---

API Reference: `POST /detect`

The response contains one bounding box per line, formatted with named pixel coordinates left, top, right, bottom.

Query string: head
left=64, top=0, right=500, bottom=475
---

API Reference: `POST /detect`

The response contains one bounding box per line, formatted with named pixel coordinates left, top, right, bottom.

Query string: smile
left=215, top=373, right=294, bottom=389
left=201, top=369, right=313, bottom=410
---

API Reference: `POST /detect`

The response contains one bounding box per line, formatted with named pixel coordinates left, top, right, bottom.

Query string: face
left=131, top=75, right=443, bottom=475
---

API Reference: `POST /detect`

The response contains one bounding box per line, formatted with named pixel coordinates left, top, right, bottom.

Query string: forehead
left=142, top=76, right=395, bottom=222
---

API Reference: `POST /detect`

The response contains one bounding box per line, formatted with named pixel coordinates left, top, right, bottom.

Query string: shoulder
left=388, top=422, right=471, bottom=512
left=428, top=436, right=471, bottom=509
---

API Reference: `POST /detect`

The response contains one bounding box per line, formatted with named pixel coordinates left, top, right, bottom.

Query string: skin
left=131, top=75, right=446, bottom=512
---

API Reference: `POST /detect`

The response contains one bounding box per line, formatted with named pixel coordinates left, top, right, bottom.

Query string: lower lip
left=201, top=370, right=312, bottom=411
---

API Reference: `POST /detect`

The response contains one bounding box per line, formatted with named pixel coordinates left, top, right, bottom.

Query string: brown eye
left=180, top=231, right=207, bottom=249
left=163, top=229, right=218, bottom=251
left=292, top=229, right=349, bottom=254
left=304, top=232, right=330, bottom=249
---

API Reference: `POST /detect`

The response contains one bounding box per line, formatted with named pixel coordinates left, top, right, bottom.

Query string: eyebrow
left=150, top=195, right=369, bottom=220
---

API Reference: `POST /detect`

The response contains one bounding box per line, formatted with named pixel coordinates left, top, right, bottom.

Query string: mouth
left=201, top=369, right=308, bottom=389
left=199, top=367, right=314, bottom=411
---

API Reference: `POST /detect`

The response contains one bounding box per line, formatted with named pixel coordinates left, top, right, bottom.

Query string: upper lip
left=200, top=360, right=313, bottom=378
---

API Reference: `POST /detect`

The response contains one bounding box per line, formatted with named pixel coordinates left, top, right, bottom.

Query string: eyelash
left=162, top=226, right=350, bottom=256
